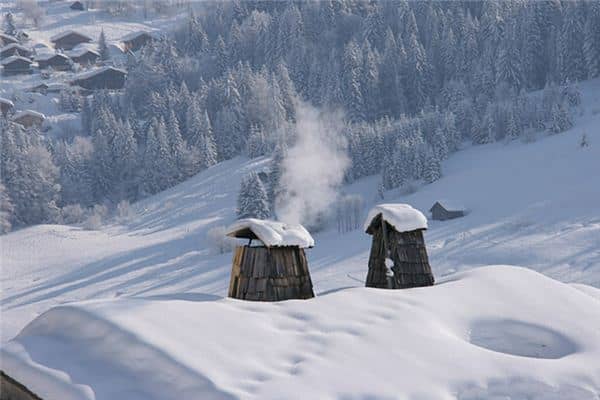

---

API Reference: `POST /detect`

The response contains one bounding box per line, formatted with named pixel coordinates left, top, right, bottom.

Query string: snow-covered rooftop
left=226, top=218, right=315, bottom=248
left=0, top=33, right=18, bottom=43
left=13, top=110, right=46, bottom=120
left=0, top=97, right=14, bottom=107
left=73, top=66, right=126, bottom=80
left=1, top=55, right=32, bottom=65
left=50, top=30, right=92, bottom=42
left=364, top=203, right=428, bottom=233
left=121, top=30, right=155, bottom=42
left=68, top=43, right=99, bottom=57
left=0, top=43, right=30, bottom=53
left=432, top=199, right=466, bottom=212
left=35, top=52, right=70, bottom=62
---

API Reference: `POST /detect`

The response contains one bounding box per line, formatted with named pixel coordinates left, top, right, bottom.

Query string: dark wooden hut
left=0, top=33, right=19, bottom=47
left=69, top=47, right=99, bottom=65
left=429, top=201, right=465, bottom=221
left=364, top=204, right=434, bottom=289
left=12, top=110, right=46, bottom=128
left=0, top=97, right=14, bottom=117
left=226, top=219, right=315, bottom=301
left=121, top=31, right=154, bottom=52
left=1, top=55, right=32, bottom=75
left=50, top=30, right=92, bottom=50
left=1, top=43, right=32, bottom=59
left=36, top=53, right=72, bottom=70
left=70, top=1, right=85, bottom=10
left=71, top=66, right=126, bottom=90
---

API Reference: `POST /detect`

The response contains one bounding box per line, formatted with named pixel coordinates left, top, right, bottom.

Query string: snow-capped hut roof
left=121, top=30, right=155, bottom=51
left=1, top=55, right=31, bottom=65
left=429, top=200, right=465, bottom=222
left=0, top=43, right=32, bottom=58
left=36, top=52, right=71, bottom=70
left=364, top=204, right=428, bottom=234
left=364, top=204, right=434, bottom=289
left=50, top=30, right=92, bottom=50
left=226, top=218, right=314, bottom=248
left=0, top=97, right=14, bottom=116
left=68, top=43, right=99, bottom=58
left=12, top=110, right=46, bottom=127
left=226, top=218, right=315, bottom=301
left=0, top=97, right=14, bottom=107
left=0, top=33, right=18, bottom=46
left=70, top=1, right=85, bottom=10
left=71, top=66, right=127, bottom=90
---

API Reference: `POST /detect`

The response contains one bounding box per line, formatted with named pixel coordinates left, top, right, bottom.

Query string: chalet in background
left=12, top=110, right=46, bottom=128
left=68, top=46, right=99, bottom=65
left=36, top=53, right=72, bottom=71
left=0, top=97, right=14, bottom=117
left=364, top=204, right=435, bottom=289
left=71, top=66, right=126, bottom=90
left=1, top=56, right=32, bottom=75
left=429, top=201, right=465, bottom=221
left=70, top=1, right=85, bottom=11
left=226, top=219, right=315, bottom=301
left=0, top=33, right=18, bottom=47
left=50, top=30, right=92, bottom=50
left=122, top=31, right=154, bottom=52
left=0, top=43, right=32, bottom=59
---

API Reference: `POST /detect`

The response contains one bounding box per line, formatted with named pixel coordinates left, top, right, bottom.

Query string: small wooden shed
left=0, top=97, right=15, bottom=117
left=71, top=66, right=127, bottom=90
left=36, top=53, right=72, bottom=70
left=50, top=30, right=92, bottom=50
left=122, top=31, right=154, bottom=52
left=70, top=1, right=85, bottom=10
left=0, top=33, right=19, bottom=47
left=429, top=200, right=465, bottom=221
left=226, top=219, right=315, bottom=301
left=12, top=110, right=46, bottom=128
left=1, top=43, right=32, bottom=59
left=68, top=46, right=99, bottom=65
left=1, top=55, right=32, bottom=74
left=364, top=204, right=435, bottom=289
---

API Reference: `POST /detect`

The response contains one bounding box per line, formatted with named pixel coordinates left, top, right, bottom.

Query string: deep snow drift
left=2, top=266, right=600, bottom=400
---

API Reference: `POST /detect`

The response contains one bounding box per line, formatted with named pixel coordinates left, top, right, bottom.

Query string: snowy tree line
left=1, top=0, right=595, bottom=232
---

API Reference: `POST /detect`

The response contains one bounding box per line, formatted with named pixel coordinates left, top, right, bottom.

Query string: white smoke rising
left=276, top=104, right=350, bottom=228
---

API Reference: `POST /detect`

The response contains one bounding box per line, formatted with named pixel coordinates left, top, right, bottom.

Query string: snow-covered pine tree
left=0, top=182, right=14, bottom=234
left=549, top=102, right=573, bottom=134
left=3, top=12, right=16, bottom=36
left=423, top=148, right=442, bottom=184
left=98, top=29, right=110, bottom=62
left=237, top=172, right=270, bottom=220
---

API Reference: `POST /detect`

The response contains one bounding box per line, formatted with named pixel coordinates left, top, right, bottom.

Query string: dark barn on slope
left=36, top=53, right=72, bottom=71
left=71, top=66, right=126, bottom=90
left=226, top=219, right=315, bottom=301
left=429, top=201, right=465, bottom=221
left=50, top=30, right=92, bottom=50
left=364, top=204, right=435, bottom=289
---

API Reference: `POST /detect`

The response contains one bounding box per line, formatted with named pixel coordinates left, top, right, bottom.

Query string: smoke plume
left=276, top=104, right=350, bottom=228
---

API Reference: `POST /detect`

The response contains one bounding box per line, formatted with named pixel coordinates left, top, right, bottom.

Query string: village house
left=1, top=55, right=32, bottom=75
left=68, top=45, right=99, bottom=65
left=121, top=31, right=154, bottom=52
left=36, top=53, right=72, bottom=71
left=50, top=30, right=92, bottom=50
left=70, top=1, right=85, bottom=11
left=364, top=204, right=435, bottom=289
left=71, top=66, right=127, bottom=90
left=27, top=83, right=49, bottom=94
left=12, top=110, right=46, bottom=128
left=429, top=200, right=465, bottom=221
left=0, top=33, right=18, bottom=47
left=0, top=97, right=15, bottom=117
left=226, top=219, right=315, bottom=301
left=0, top=43, right=32, bottom=59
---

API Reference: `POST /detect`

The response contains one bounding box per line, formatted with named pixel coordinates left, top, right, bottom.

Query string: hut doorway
left=226, top=219, right=315, bottom=301
left=364, top=204, right=435, bottom=289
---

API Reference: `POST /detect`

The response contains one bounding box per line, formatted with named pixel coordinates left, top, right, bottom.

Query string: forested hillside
left=2, top=0, right=599, bottom=231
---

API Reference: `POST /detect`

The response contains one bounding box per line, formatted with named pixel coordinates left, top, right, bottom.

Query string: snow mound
left=364, top=203, right=428, bottom=233
left=3, top=266, right=600, bottom=400
left=226, top=218, right=314, bottom=248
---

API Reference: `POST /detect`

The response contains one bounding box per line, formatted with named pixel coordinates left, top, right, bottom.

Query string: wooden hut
left=0, top=97, right=15, bottom=117
left=226, top=219, right=315, bottom=301
left=36, top=53, right=72, bottom=70
left=429, top=201, right=465, bottom=221
left=68, top=46, right=99, bottom=65
left=1, top=55, right=32, bottom=75
left=70, top=1, right=85, bottom=10
left=71, top=66, right=126, bottom=90
left=1, top=43, right=32, bottom=59
left=364, top=204, right=434, bottom=289
left=50, top=30, right=92, bottom=50
left=12, top=110, right=46, bottom=128
left=122, top=31, right=154, bottom=52
left=0, top=33, right=18, bottom=47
